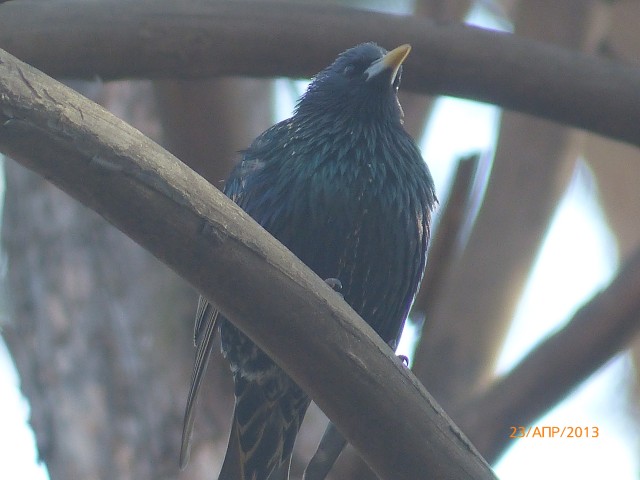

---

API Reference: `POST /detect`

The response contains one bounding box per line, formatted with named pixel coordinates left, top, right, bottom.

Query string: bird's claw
left=324, top=278, right=343, bottom=296
left=397, top=354, right=409, bottom=367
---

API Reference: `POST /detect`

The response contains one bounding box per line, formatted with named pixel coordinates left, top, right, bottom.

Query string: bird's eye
left=343, top=64, right=356, bottom=77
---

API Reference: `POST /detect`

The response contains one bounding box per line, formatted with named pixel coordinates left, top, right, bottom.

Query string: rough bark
left=1, top=81, right=200, bottom=479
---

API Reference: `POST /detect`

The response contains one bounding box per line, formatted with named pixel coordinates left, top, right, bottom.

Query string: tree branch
left=455, top=246, right=640, bottom=463
left=0, top=47, right=495, bottom=480
left=413, top=0, right=598, bottom=413
left=1, top=1, right=640, bottom=147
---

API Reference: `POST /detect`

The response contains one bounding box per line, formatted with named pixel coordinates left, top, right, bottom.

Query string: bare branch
left=413, top=0, right=598, bottom=410
left=0, top=47, right=495, bottom=480
left=455, top=246, right=640, bottom=463
left=1, top=1, right=640, bottom=147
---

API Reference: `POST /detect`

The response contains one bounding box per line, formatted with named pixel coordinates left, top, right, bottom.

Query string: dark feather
left=180, top=297, right=219, bottom=468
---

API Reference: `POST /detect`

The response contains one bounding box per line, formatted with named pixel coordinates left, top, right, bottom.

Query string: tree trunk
left=1, top=81, right=224, bottom=480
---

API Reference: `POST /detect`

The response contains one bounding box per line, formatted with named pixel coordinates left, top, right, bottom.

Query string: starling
left=180, top=42, right=437, bottom=480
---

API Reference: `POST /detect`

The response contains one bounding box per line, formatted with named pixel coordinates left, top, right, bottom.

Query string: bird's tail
left=219, top=374, right=310, bottom=480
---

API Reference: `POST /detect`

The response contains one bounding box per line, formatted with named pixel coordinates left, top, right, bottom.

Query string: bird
left=180, top=42, right=437, bottom=480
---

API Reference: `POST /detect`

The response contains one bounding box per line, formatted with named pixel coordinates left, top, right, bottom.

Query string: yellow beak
left=364, top=44, right=412, bottom=84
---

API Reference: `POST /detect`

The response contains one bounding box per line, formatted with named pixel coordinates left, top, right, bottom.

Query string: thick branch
left=0, top=48, right=495, bottom=480
left=1, top=1, right=640, bottom=147
left=455, top=247, right=640, bottom=463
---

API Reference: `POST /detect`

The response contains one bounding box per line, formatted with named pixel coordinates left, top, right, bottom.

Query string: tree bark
left=1, top=82, right=200, bottom=478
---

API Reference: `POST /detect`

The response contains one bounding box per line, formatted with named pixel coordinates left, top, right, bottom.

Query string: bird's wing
left=194, top=294, right=213, bottom=346
left=179, top=146, right=270, bottom=469
left=179, top=297, right=220, bottom=468
left=218, top=375, right=310, bottom=480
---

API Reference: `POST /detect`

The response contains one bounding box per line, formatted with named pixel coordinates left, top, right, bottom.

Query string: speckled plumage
left=181, top=43, right=436, bottom=480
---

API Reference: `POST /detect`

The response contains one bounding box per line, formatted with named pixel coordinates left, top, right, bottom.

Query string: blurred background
left=1, top=0, right=639, bottom=479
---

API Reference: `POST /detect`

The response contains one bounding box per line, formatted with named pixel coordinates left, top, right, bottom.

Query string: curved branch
left=0, top=48, right=495, bottom=480
left=1, top=1, right=640, bottom=147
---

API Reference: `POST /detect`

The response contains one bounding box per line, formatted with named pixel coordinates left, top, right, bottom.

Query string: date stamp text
left=509, top=426, right=599, bottom=439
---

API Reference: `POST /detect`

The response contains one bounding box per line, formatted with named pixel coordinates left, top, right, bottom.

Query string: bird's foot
left=324, top=278, right=343, bottom=296
left=397, top=354, right=410, bottom=367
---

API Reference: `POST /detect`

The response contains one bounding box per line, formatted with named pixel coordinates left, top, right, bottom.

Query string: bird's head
left=295, top=43, right=411, bottom=125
